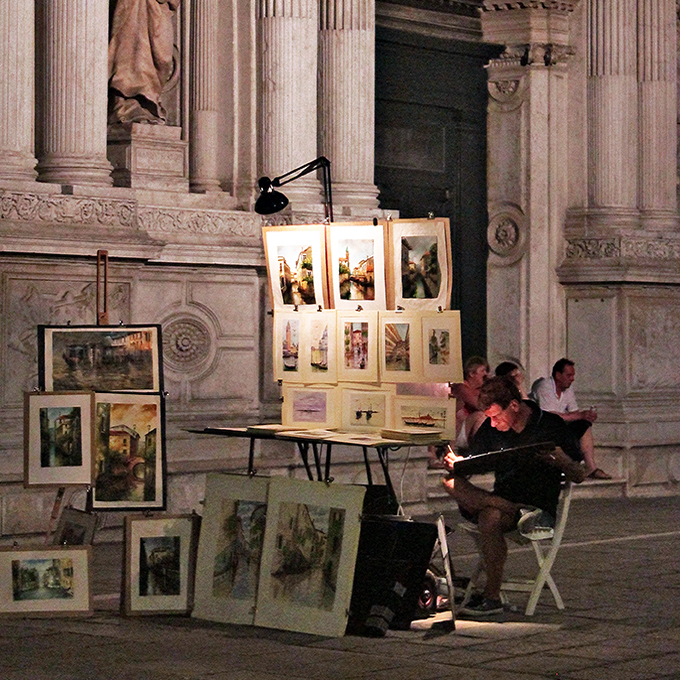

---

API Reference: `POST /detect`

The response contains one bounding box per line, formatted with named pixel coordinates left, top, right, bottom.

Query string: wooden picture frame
left=24, top=391, right=95, bottom=488
left=392, top=395, right=457, bottom=440
left=0, top=545, right=93, bottom=617
left=339, top=385, right=395, bottom=433
left=272, top=311, right=304, bottom=382
left=281, top=384, right=339, bottom=430
left=378, top=311, right=423, bottom=383
left=90, top=392, right=166, bottom=512
left=53, top=507, right=98, bottom=546
left=386, top=218, right=452, bottom=311
left=262, top=225, right=329, bottom=311
left=254, top=477, right=365, bottom=637
left=123, top=513, right=201, bottom=616
left=326, top=222, right=387, bottom=310
left=192, top=474, right=269, bottom=626
left=421, top=310, right=463, bottom=383
left=299, top=310, right=338, bottom=384
left=336, top=310, right=379, bottom=383
left=38, top=324, right=163, bottom=393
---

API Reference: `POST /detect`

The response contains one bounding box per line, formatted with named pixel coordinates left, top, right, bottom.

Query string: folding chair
left=459, top=481, right=573, bottom=616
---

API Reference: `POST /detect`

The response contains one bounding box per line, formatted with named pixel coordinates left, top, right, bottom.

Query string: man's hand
left=443, top=446, right=465, bottom=472
left=581, top=407, right=598, bottom=423
left=537, top=446, right=586, bottom=483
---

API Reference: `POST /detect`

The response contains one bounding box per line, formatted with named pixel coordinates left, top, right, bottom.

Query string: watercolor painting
left=281, top=318, right=300, bottom=373
left=277, top=244, right=316, bottom=306
left=400, top=235, right=441, bottom=299
left=291, top=390, right=328, bottom=424
left=308, top=318, right=329, bottom=374
left=343, top=321, right=369, bottom=370
left=12, top=557, right=74, bottom=601
left=427, top=328, right=450, bottom=366
left=337, top=239, right=375, bottom=301
left=383, top=322, right=411, bottom=372
left=39, top=405, right=82, bottom=468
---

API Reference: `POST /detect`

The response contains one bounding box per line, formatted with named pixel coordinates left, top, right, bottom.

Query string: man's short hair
left=552, top=358, right=575, bottom=378
left=464, top=355, right=489, bottom=379
left=479, top=376, right=523, bottom=411
left=494, top=361, right=519, bottom=377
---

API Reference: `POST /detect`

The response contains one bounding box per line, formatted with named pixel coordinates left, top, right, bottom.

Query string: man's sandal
left=587, top=467, right=612, bottom=480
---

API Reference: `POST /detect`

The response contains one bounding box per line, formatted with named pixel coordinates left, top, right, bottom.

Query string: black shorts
left=567, top=419, right=592, bottom=439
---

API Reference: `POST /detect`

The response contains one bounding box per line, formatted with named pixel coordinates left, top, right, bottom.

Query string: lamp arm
left=271, top=156, right=330, bottom=188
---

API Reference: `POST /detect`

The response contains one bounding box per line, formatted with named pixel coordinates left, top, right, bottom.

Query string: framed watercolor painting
left=24, top=391, right=95, bottom=488
left=299, top=310, right=338, bottom=383
left=192, top=474, right=269, bottom=626
left=386, top=218, right=451, bottom=311
left=391, top=395, right=456, bottom=440
left=326, top=222, right=387, bottom=310
left=281, top=384, right=339, bottom=430
left=38, top=325, right=163, bottom=393
left=90, top=392, right=165, bottom=512
left=272, top=312, right=304, bottom=382
left=339, top=385, right=395, bottom=433
left=254, top=477, right=365, bottom=637
left=52, top=507, right=98, bottom=546
left=336, top=311, right=379, bottom=383
left=421, top=310, right=463, bottom=383
left=123, top=513, right=201, bottom=616
left=262, top=225, right=328, bottom=311
left=378, top=311, right=423, bottom=383
left=0, top=545, right=92, bottom=617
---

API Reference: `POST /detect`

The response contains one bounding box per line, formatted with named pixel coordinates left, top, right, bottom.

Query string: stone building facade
left=1, top=0, right=679, bottom=541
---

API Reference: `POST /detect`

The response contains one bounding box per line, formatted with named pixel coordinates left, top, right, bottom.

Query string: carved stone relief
left=138, top=206, right=262, bottom=239
left=487, top=203, right=527, bottom=264
left=565, top=237, right=680, bottom=261
left=162, top=314, right=214, bottom=376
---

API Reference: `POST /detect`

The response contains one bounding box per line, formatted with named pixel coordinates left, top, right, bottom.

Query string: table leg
left=324, top=442, right=333, bottom=483
left=362, top=446, right=373, bottom=485
left=376, top=446, right=397, bottom=507
left=311, top=442, right=322, bottom=480
left=296, top=442, right=314, bottom=480
left=248, top=437, right=256, bottom=475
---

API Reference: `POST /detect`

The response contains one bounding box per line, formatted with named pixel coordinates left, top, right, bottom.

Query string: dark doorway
left=375, top=27, right=500, bottom=359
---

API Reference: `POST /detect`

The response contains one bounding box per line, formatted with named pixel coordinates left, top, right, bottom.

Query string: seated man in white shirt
left=532, top=358, right=611, bottom=480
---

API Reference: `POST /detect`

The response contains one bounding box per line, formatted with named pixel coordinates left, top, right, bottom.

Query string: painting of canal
left=343, top=321, right=369, bottom=370
left=383, top=322, right=411, bottom=372
left=45, top=327, right=159, bottom=392
left=428, top=328, right=450, bottom=365
left=12, top=558, right=74, bottom=600
left=400, top=236, right=440, bottom=299
left=270, top=502, right=345, bottom=611
left=39, top=405, right=82, bottom=468
left=337, top=239, right=375, bottom=301
left=277, top=244, right=316, bottom=306
left=138, top=536, right=180, bottom=596
left=212, top=499, right=266, bottom=600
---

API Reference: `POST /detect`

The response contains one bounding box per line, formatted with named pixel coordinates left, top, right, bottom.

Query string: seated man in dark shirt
left=442, top=376, right=585, bottom=616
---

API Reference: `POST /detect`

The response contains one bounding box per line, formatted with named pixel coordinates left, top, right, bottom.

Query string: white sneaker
left=517, top=508, right=555, bottom=540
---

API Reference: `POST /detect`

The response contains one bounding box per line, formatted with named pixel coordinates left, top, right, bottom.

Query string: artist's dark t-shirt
left=468, top=401, right=582, bottom=517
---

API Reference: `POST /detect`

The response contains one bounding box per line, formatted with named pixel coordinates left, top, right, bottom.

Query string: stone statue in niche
left=108, top=0, right=180, bottom=124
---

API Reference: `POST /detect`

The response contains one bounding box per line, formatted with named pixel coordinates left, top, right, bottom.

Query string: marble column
left=0, top=0, right=37, bottom=182
left=318, top=0, right=379, bottom=212
left=637, top=0, right=677, bottom=226
left=35, top=0, right=112, bottom=186
left=586, top=0, right=637, bottom=217
left=189, top=0, right=221, bottom=192
left=257, top=0, right=320, bottom=210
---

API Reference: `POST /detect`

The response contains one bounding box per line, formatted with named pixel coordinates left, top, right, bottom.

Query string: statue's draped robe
left=108, top=0, right=179, bottom=124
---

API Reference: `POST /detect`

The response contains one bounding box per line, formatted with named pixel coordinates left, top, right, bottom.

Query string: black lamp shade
left=255, top=188, right=289, bottom=215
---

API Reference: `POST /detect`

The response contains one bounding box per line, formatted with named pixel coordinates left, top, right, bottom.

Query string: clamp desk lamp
left=254, top=156, right=334, bottom=222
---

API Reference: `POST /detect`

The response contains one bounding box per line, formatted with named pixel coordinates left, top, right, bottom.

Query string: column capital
left=482, top=1, right=580, bottom=10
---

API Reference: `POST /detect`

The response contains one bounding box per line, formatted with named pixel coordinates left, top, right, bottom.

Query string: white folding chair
left=460, top=481, right=573, bottom=616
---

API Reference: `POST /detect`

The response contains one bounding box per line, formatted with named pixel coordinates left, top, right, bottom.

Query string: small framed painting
left=192, top=474, right=269, bottom=626
left=392, top=395, right=457, bottom=440
left=262, top=225, right=328, bottom=311
left=123, top=513, right=201, bottom=616
left=38, top=325, right=163, bottom=393
left=281, top=385, right=339, bottom=430
left=52, top=507, right=98, bottom=546
left=386, top=218, right=451, bottom=311
left=339, top=385, right=395, bottom=433
left=0, top=545, right=93, bottom=617
left=326, top=222, right=387, bottom=310
left=272, top=312, right=304, bottom=382
left=378, top=311, right=423, bottom=383
left=421, top=311, right=463, bottom=383
left=24, top=391, right=95, bottom=488
left=336, top=311, right=379, bottom=383
left=90, top=392, right=165, bottom=512
left=299, top=311, right=338, bottom=383
left=254, top=477, right=365, bottom=637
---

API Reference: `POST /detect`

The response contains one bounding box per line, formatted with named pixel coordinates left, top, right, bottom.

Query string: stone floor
left=1, top=495, right=679, bottom=679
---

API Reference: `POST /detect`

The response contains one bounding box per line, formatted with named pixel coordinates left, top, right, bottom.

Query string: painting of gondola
left=193, top=474, right=269, bottom=626
left=282, top=385, right=338, bottom=429
left=378, top=312, right=423, bottom=383
left=123, top=514, right=200, bottom=615
left=38, top=325, right=163, bottom=393
left=273, top=313, right=304, bottom=382
left=327, top=222, right=387, bottom=310
left=255, top=477, right=365, bottom=637
left=90, top=392, right=165, bottom=511
left=300, top=311, right=337, bottom=383
left=0, top=546, right=92, bottom=616
left=386, top=218, right=451, bottom=311
left=24, top=391, right=95, bottom=487
left=420, top=310, right=463, bottom=383
left=263, top=225, right=328, bottom=311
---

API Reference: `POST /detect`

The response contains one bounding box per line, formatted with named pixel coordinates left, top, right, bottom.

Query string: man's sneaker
left=517, top=507, right=555, bottom=541
left=459, top=594, right=504, bottom=617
